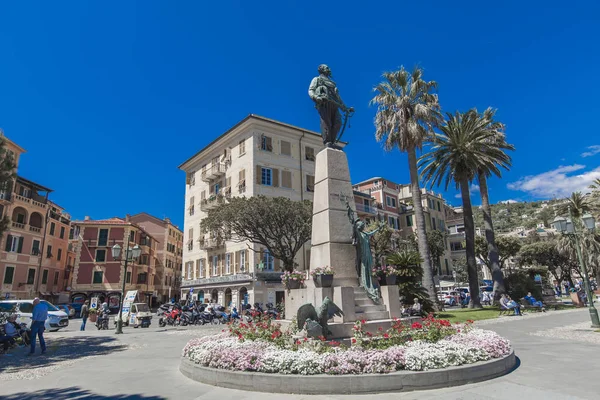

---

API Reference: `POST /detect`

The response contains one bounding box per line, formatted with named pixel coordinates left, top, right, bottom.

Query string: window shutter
left=245, top=250, right=249, bottom=269
left=235, top=251, right=240, bottom=273
left=5, top=235, right=12, bottom=251
left=256, top=165, right=262, bottom=184
left=266, top=137, right=273, bottom=151
left=272, top=168, right=279, bottom=187
left=17, top=237, right=24, bottom=253
left=273, top=256, right=280, bottom=271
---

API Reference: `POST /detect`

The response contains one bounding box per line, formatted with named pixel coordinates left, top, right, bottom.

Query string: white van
left=0, top=299, right=69, bottom=332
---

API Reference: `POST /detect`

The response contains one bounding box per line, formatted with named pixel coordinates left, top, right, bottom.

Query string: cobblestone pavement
left=0, top=310, right=598, bottom=399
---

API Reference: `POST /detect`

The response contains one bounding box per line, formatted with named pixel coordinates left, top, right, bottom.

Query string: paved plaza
left=0, top=309, right=598, bottom=399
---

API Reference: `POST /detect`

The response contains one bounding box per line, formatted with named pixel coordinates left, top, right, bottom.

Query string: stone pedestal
left=380, top=286, right=403, bottom=319
left=310, top=148, right=358, bottom=287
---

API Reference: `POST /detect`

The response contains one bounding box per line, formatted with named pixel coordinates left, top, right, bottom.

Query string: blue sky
left=1, top=1, right=599, bottom=228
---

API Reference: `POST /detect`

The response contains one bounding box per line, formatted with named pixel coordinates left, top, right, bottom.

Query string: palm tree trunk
left=408, top=148, right=438, bottom=309
left=478, top=172, right=506, bottom=303
left=459, top=177, right=482, bottom=308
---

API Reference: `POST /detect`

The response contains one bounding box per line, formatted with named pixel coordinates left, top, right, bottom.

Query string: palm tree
left=476, top=108, right=515, bottom=302
left=370, top=66, right=442, bottom=308
left=419, top=110, right=511, bottom=308
left=589, top=179, right=600, bottom=190
left=557, top=192, right=594, bottom=218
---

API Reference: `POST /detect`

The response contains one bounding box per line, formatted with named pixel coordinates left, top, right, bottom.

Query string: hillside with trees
left=472, top=199, right=562, bottom=233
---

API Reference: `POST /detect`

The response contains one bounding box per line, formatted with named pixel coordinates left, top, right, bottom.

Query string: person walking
left=80, top=300, right=90, bottom=331
left=29, top=298, right=48, bottom=355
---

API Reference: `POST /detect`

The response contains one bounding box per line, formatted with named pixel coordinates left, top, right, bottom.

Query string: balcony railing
left=201, top=163, right=228, bottom=182
left=355, top=203, right=376, bottom=215
left=200, top=195, right=225, bottom=212
left=29, top=226, right=42, bottom=233
left=198, top=238, right=224, bottom=250
left=13, top=194, right=47, bottom=209
left=11, top=221, right=25, bottom=229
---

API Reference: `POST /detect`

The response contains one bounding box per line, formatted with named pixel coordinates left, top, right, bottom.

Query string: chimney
left=84, top=216, right=90, bottom=221
left=125, top=214, right=131, bottom=222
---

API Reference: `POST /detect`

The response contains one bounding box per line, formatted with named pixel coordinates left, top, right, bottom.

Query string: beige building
left=129, top=213, right=183, bottom=303
left=178, top=115, right=324, bottom=307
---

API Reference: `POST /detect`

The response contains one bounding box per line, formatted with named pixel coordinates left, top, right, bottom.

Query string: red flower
left=383, top=333, right=390, bottom=339
left=296, top=340, right=301, bottom=345
left=467, top=319, right=474, bottom=324
left=411, top=322, right=423, bottom=329
left=378, top=327, right=383, bottom=331
left=360, top=319, right=366, bottom=324
left=351, top=338, right=356, bottom=344
left=366, top=332, right=373, bottom=337
left=303, top=337, right=308, bottom=342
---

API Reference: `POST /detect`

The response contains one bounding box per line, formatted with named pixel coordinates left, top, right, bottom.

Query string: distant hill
left=472, top=199, right=561, bottom=233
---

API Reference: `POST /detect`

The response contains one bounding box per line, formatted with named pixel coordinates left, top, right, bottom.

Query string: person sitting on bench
left=500, top=294, right=521, bottom=316
left=524, top=292, right=546, bottom=311
left=410, top=298, right=422, bottom=316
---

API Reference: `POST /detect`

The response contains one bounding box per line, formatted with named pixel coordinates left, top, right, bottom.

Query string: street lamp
left=112, top=243, right=142, bottom=334
left=552, top=208, right=600, bottom=328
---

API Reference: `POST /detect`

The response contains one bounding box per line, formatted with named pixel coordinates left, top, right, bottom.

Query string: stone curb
left=179, top=350, right=516, bottom=394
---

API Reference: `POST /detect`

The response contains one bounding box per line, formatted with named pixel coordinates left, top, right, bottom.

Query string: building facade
left=0, top=132, right=72, bottom=303
left=69, top=216, right=157, bottom=309
left=129, top=213, right=183, bottom=304
left=179, top=115, right=324, bottom=308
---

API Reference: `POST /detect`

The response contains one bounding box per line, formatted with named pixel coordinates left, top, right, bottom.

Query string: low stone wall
left=180, top=351, right=516, bottom=395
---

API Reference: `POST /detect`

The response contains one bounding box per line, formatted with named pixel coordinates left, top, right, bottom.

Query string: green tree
left=0, top=139, right=15, bottom=238
left=426, top=229, right=447, bottom=275
left=475, top=235, right=522, bottom=272
left=200, top=196, right=312, bottom=271
left=518, top=241, right=570, bottom=286
left=370, top=66, right=443, bottom=308
left=367, top=221, right=394, bottom=267
left=387, top=250, right=433, bottom=313
left=420, top=110, right=511, bottom=308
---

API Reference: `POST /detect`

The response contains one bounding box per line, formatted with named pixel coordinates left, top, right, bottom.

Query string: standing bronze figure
left=308, top=64, right=354, bottom=148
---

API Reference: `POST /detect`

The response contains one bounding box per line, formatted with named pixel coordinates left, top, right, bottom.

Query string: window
left=46, top=245, right=53, bottom=258
left=280, top=140, right=291, bottom=156
left=431, top=217, right=437, bottom=231
left=15, top=211, right=25, bottom=224
left=98, top=229, right=109, bottom=246
left=386, top=196, right=397, bottom=208
left=95, top=249, right=106, bottom=262
left=93, top=271, right=103, bottom=284
left=137, top=273, right=147, bottom=284
left=263, top=249, right=274, bottom=271
left=212, top=256, right=218, bottom=275
left=306, top=174, right=315, bottom=192
left=282, top=170, right=292, bottom=189
left=305, top=146, right=315, bottom=161
left=261, top=167, right=272, bottom=186
left=129, top=230, right=135, bottom=242
left=189, top=196, right=195, bottom=216
left=226, top=253, right=231, bottom=274
left=5, top=235, right=23, bottom=253
left=186, top=171, right=196, bottom=186
left=3, top=266, right=14, bottom=284
left=261, top=135, right=273, bottom=152
left=42, top=269, right=48, bottom=284
left=239, top=139, right=246, bottom=155
left=437, top=201, right=441, bottom=212
left=200, top=258, right=205, bottom=277
left=126, top=271, right=131, bottom=284
left=49, top=222, right=56, bottom=236
left=27, top=269, right=35, bottom=285
left=240, top=250, right=246, bottom=271
left=406, top=215, right=413, bottom=227
left=53, top=271, right=59, bottom=285
left=57, top=248, right=62, bottom=261
left=59, top=226, right=65, bottom=239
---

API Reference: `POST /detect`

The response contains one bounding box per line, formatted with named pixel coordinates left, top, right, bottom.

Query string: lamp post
left=552, top=207, right=600, bottom=328
left=112, top=242, right=142, bottom=334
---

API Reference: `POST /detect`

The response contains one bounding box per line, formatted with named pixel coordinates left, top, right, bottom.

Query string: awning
left=40, top=292, right=50, bottom=296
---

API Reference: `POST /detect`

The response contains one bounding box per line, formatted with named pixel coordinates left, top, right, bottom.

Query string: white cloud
left=507, top=164, right=600, bottom=198
left=581, top=145, right=600, bottom=158
left=499, top=199, right=519, bottom=204
left=454, top=193, right=462, bottom=199
left=453, top=184, right=480, bottom=199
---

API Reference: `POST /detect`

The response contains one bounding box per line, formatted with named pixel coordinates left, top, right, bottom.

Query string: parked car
left=57, top=304, right=76, bottom=318
left=437, top=291, right=459, bottom=306
left=0, top=300, right=69, bottom=331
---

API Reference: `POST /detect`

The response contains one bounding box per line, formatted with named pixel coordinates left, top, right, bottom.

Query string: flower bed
left=182, top=316, right=511, bottom=375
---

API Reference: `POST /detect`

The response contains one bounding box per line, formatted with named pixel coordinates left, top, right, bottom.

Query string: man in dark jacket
left=80, top=300, right=90, bottom=331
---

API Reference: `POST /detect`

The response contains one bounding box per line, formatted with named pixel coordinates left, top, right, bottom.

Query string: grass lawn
left=434, top=307, right=502, bottom=323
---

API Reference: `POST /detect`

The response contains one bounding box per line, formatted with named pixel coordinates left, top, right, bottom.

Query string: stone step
left=355, top=304, right=387, bottom=313
left=354, top=294, right=370, bottom=301
left=355, top=298, right=379, bottom=306
left=355, top=310, right=391, bottom=321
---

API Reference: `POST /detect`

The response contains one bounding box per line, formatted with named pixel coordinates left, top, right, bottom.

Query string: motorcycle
left=158, top=306, right=181, bottom=327
left=96, top=311, right=110, bottom=330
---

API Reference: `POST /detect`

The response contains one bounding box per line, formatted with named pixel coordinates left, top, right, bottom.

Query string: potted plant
left=311, top=266, right=335, bottom=287
left=386, top=250, right=424, bottom=287
left=384, top=265, right=399, bottom=286
left=88, top=307, right=98, bottom=323
left=372, top=265, right=388, bottom=286
left=281, top=270, right=305, bottom=291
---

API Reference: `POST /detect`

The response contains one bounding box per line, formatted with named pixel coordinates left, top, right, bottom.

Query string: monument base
left=278, top=317, right=421, bottom=340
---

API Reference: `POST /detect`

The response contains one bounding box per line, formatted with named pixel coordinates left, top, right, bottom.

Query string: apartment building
left=178, top=114, right=324, bottom=308
left=0, top=132, right=72, bottom=303
left=397, top=185, right=454, bottom=276
left=129, top=213, right=183, bottom=303
left=69, top=216, right=157, bottom=309
left=353, top=178, right=402, bottom=230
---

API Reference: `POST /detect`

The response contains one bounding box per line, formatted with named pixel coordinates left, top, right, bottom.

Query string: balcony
left=29, top=226, right=41, bottom=233
left=198, top=237, right=224, bottom=250
left=13, top=193, right=47, bottom=209
left=200, top=194, right=226, bottom=212
left=355, top=203, right=376, bottom=215
left=201, top=163, right=228, bottom=182
left=11, top=221, right=25, bottom=230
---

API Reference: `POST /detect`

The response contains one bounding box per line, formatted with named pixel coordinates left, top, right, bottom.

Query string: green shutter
left=5, top=235, right=12, bottom=251
left=17, top=237, right=23, bottom=253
